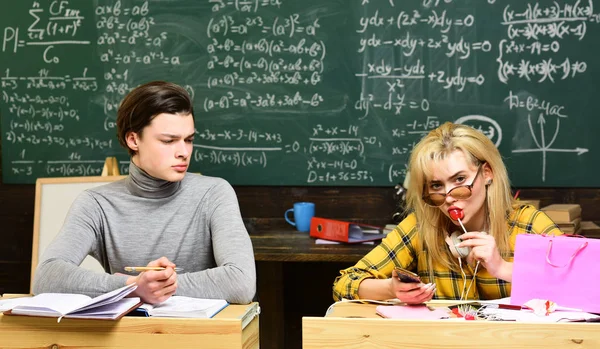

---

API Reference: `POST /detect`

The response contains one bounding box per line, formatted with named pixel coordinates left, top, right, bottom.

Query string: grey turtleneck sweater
left=32, top=162, right=256, bottom=304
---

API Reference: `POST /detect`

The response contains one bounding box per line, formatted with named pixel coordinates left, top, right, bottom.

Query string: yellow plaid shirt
left=333, top=205, right=562, bottom=301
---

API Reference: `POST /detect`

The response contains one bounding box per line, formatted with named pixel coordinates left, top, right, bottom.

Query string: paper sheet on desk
left=348, top=224, right=386, bottom=243
left=480, top=308, right=599, bottom=322
left=376, top=305, right=449, bottom=320
left=437, top=297, right=600, bottom=322
left=315, top=239, right=374, bottom=245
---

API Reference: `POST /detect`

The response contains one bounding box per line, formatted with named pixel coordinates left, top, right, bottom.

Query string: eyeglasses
left=422, top=163, right=484, bottom=207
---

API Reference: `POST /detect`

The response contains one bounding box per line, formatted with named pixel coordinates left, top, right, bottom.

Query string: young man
left=33, top=81, right=256, bottom=304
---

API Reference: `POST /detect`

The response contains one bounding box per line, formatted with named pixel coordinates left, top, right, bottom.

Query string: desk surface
left=250, top=228, right=375, bottom=262
left=303, top=302, right=600, bottom=349
left=249, top=222, right=600, bottom=263
left=0, top=300, right=259, bottom=349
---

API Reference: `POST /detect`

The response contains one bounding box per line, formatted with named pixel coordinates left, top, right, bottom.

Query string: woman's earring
left=486, top=179, right=493, bottom=185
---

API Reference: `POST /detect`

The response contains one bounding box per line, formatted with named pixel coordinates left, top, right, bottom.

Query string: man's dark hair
left=116, top=81, right=194, bottom=156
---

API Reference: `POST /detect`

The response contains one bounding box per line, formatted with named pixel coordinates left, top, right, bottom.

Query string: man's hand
left=126, top=257, right=179, bottom=304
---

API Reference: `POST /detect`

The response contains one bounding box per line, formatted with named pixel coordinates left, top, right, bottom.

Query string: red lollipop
left=449, top=208, right=468, bottom=234
left=448, top=208, right=464, bottom=221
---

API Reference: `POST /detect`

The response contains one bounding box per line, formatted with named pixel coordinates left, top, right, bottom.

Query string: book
left=581, top=221, right=600, bottom=238
left=4, top=283, right=140, bottom=321
left=138, top=296, right=228, bottom=318
left=541, top=204, right=582, bottom=223
left=517, top=199, right=541, bottom=209
left=0, top=297, right=30, bottom=312
left=560, top=227, right=582, bottom=235
left=557, top=217, right=582, bottom=234
left=310, top=217, right=387, bottom=243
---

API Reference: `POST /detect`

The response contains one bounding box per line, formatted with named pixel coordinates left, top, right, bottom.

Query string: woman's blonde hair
left=405, top=122, right=515, bottom=272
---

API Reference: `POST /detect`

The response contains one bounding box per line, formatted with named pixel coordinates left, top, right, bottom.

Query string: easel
left=101, top=156, right=120, bottom=176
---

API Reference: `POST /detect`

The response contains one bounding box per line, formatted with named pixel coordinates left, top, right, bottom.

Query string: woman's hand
left=126, top=256, right=179, bottom=304
left=457, top=232, right=511, bottom=281
left=389, top=269, right=436, bottom=304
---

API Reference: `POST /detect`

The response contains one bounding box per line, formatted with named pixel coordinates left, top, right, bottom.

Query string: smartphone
left=394, top=268, right=421, bottom=283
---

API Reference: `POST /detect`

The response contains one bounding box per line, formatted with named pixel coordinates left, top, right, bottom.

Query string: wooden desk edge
left=0, top=303, right=260, bottom=349
left=302, top=303, right=600, bottom=349
left=0, top=300, right=259, bottom=323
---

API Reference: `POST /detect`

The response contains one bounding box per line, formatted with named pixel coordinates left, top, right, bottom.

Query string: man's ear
left=125, top=132, right=139, bottom=152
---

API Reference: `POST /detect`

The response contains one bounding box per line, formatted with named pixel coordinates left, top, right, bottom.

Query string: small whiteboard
left=31, top=176, right=126, bottom=292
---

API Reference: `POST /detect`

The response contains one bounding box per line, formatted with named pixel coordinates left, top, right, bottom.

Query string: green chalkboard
left=1, top=0, right=598, bottom=186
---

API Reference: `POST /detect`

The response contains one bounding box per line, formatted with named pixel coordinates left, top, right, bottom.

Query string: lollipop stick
left=457, top=218, right=468, bottom=235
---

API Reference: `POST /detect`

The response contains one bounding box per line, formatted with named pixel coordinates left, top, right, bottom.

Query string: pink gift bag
left=511, top=234, right=600, bottom=313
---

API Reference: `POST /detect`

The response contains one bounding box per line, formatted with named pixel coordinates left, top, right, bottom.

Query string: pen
left=124, top=267, right=183, bottom=272
left=569, top=317, right=600, bottom=323
left=484, top=303, right=523, bottom=311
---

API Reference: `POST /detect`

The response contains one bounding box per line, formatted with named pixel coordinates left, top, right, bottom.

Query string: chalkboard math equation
left=0, top=0, right=596, bottom=186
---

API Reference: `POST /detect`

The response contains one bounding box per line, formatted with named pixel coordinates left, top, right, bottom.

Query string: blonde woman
left=333, top=122, right=561, bottom=302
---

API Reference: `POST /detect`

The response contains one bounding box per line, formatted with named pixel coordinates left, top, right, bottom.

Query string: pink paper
left=376, top=305, right=449, bottom=319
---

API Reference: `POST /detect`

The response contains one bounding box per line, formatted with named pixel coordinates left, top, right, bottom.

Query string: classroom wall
left=2, top=166, right=600, bottom=294
left=2, top=161, right=600, bottom=349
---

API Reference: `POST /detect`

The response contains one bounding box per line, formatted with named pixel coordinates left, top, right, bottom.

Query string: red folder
left=309, top=217, right=387, bottom=243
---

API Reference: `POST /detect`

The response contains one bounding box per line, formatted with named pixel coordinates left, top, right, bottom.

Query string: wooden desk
left=0, top=300, right=259, bottom=349
left=250, top=228, right=374, bottom=262
left=303, top=302, right=600, bottom=349
left=250, top=228, right=374, bottom=349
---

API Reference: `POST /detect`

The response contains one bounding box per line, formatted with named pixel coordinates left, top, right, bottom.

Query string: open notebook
left=3, top=283, right=140, bottom=321
left=138, top=296, right=228, bottom=318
